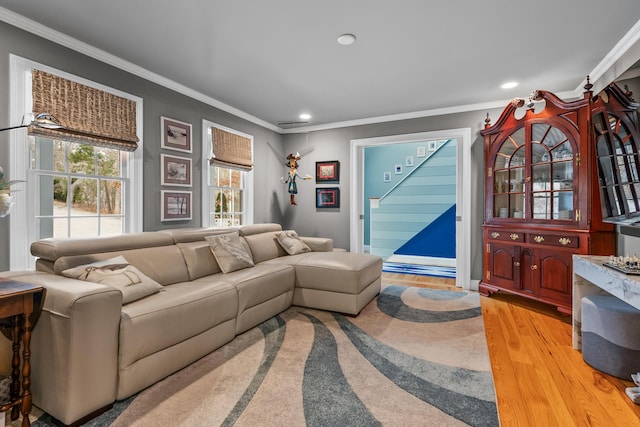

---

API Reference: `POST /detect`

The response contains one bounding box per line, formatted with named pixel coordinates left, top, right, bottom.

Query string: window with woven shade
left=203, top=121, right=253, bottom=227
left=210, top=126, right=253, bottom=170
left=8, top=56, right=143, bottom=270
left=31, top=69, right=139, bottom=151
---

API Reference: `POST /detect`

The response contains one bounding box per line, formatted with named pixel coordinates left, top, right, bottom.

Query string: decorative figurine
left=282, top=152, right=311, bottom=205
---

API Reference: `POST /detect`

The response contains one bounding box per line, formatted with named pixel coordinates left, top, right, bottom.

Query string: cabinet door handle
left=491, top=232, right=500, bottom=238
left=514, top=261, right=520, bottom=267
left=510, top=234, right=520, bottom=240
left=534, top=235, right=544, bottom=243
left=558, top=237, right=571, bottom=246
left=531, top=265, right=538, bottom=270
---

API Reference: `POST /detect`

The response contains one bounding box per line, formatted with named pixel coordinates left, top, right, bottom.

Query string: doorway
left=350, top=128, right=473, bottom=290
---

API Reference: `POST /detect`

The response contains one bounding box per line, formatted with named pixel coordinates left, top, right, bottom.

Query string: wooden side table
left=0, top=279, right=46, bottom=427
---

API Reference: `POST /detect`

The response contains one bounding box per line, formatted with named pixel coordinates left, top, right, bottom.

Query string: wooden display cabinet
left=480, top=81, right=630, bottom=313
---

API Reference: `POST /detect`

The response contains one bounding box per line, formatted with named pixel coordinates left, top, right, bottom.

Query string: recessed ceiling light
left=337, top=34, right=356, bottom=46
left=299, top=113, right=311, bottom=120
left=501, top=81, right=519, bottom=89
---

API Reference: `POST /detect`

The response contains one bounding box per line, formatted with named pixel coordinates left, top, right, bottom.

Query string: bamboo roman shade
left=210, top=127, right=253, bottom=171
left=30, top=70, right=139, bottom=151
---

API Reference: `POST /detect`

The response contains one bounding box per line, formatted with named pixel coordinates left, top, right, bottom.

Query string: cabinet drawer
left=527, top=233, right=579, bottom=248
left=487, top=230, right=524, bottom=242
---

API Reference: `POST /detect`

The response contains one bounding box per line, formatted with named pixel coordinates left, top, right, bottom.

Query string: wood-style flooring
left=381, top=272, right=640, bottom=427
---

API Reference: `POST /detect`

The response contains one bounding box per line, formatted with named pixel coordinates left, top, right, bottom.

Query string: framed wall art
left=383, top=172, right=391, bottom=182
left=315, top=160, right=340, bottom=183
left=161, top=154, right=192, bottom=187
left=395, top=164, right=402, bottom=174
left=161, top=190, right=192, bottom=221
left=417, top=146, right=426, bottom=158
left=406, top=156, right=414, bottom=167
left=316, top=187, right=340, bottom=208
left=161, top=116, right=192, bottom=153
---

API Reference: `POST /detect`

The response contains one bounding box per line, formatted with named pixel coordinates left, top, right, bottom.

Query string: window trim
left=201, top=120, right=253, bottom=227
left=9, top=55, right=143, bottom=270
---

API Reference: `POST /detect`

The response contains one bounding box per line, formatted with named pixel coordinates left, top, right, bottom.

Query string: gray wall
left=282, top=110, right=502, bottom=281
left=0, top=21, right=286, bottom=271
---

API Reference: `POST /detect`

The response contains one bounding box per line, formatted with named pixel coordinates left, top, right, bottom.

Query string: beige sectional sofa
left=1, top=223, right=382, bottom=426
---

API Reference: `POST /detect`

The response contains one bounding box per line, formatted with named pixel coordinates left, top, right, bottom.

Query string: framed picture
left=395, top=164, right=403, bottom=174
left=406, top=156, right=414, bottom=167
left=316, top=160, right=340, bottom=183
left=161, top=116, right=192, bottom=153
left=161, top=191, right=192, bottom=221
left=316, top=187, right=340, bottom=208
left=161, top=154, right=192, bottom=187
left=428, top=141, right=437, bottom=151
left=383, top=172, right=391, bottom=182
left=417, top=146, right=426, bottom=158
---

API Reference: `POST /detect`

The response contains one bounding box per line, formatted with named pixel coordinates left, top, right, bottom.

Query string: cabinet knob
left=514, top=261, right=521, bottom=267
left=531, top=265, right=538, bottom=270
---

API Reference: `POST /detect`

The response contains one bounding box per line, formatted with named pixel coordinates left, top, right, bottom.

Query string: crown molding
left=0, top=7, right=281, bottom=133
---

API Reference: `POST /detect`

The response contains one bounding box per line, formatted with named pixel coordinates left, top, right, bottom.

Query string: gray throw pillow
left=276, top=230, right=312, bottom=255
left=205, top=232, right=255, bottom=273
left=62, top=256, right=163, bottom=304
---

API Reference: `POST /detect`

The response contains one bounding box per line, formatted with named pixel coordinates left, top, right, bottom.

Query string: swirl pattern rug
left=25, top=285, right=498, bottom=427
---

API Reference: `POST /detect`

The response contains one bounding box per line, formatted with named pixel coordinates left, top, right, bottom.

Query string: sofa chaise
left=1, top=223, right=382, bottom=426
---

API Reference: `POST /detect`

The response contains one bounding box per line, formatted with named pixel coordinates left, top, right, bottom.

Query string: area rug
left=22, top=285, right=498, bottom=426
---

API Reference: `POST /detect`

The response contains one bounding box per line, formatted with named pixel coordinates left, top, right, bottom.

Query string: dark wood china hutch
left=480, top=80, right=640, bottom=313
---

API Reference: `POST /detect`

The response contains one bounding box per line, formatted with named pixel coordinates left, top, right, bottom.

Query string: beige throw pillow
left=205, top=232, right=255, bottom=273
left=276, top=230, right=312, bottom=255
left=62, top=256, right=163, bottom=304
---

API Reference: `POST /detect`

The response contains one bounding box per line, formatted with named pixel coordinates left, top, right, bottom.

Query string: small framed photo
left=316, top=187, right=340, bottom=208
left=395, top=164, right=403, bottom=175
left=316, top=160, right=340, bottom=183
left=161, top=154, right=192, bottom=187
left=161, top=191, right=192, bottom=221
left=161, top=116, right=192, bottom=153
left=417, top=146, right=426, bottom=158
left=383, top=172, right=391, bottom=182
left=406, top=156, right=414, bottom=167
left=428, top=141, right=437, bottom=152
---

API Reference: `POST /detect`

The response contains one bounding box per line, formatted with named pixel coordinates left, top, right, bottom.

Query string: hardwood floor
left=381, top=272, right=640, bottom=426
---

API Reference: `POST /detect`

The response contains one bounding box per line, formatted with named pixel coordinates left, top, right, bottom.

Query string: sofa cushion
left=206, top=232, right=255, bottom=273
left=177, top=241, right=221, bottom=280
left=242, top=231, right=288, bottom=263
left=276, top=230, right=312, bottom=255
left=61, top=256, right=163, bottom=304
left=119, top=279, right=238, bottom=369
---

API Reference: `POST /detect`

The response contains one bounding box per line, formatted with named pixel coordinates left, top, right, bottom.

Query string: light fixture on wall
left=0, top=112, right=63, bottom=217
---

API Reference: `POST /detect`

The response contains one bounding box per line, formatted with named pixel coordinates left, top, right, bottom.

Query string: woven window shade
left=30, top=70, right=139, bottom=152
left=210, top=127, right=253, bottom=171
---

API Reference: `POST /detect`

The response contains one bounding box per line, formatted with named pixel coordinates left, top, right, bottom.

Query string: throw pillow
left=62, top=256, right=163, bottom=304
left=276, top=230, right=312, bottom=255
left=205, top=232, right=255, bottom=273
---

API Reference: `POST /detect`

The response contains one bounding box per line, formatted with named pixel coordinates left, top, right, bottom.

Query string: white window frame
left=9, top=55, right=143, bottom=270
left=201, top=120, right=253, bottom=227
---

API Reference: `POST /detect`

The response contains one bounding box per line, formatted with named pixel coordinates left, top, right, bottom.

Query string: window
left=30, top=138, right=128, bottom=238
left=9, top=55, right=143, bottom=270
left=201, top=120, right=253, bottom=227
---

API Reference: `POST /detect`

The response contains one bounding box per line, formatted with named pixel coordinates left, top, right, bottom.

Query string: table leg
left=10, top=315, right=21, bottom=421
left=20, top=312, right=33, bottom=427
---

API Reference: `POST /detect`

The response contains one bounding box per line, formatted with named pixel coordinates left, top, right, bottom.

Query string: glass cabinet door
left=492, top=124, right=574, bottom=221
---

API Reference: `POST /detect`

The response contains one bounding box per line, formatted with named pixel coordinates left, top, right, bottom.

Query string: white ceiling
left=1, top=1, right=640, bottom=133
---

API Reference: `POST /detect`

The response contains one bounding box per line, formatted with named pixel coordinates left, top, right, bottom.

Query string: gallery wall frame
left=395, top=164, right=402, bottom=174
left=161, top=116, right=192, bottom=153
left=161, top=190, right=192, bottom=221
left=161, top=154, right=192, bottom=187
left=316, top=187, right=340, bottom=208
left=383, top=172, right=391, bottom=182
left=315, top=160, right=340, bottom=183
left=406, top=156, right=414, bottom=167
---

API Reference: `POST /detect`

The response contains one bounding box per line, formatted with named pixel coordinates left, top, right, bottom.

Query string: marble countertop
left=573, top=255, right=640, bottom=310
